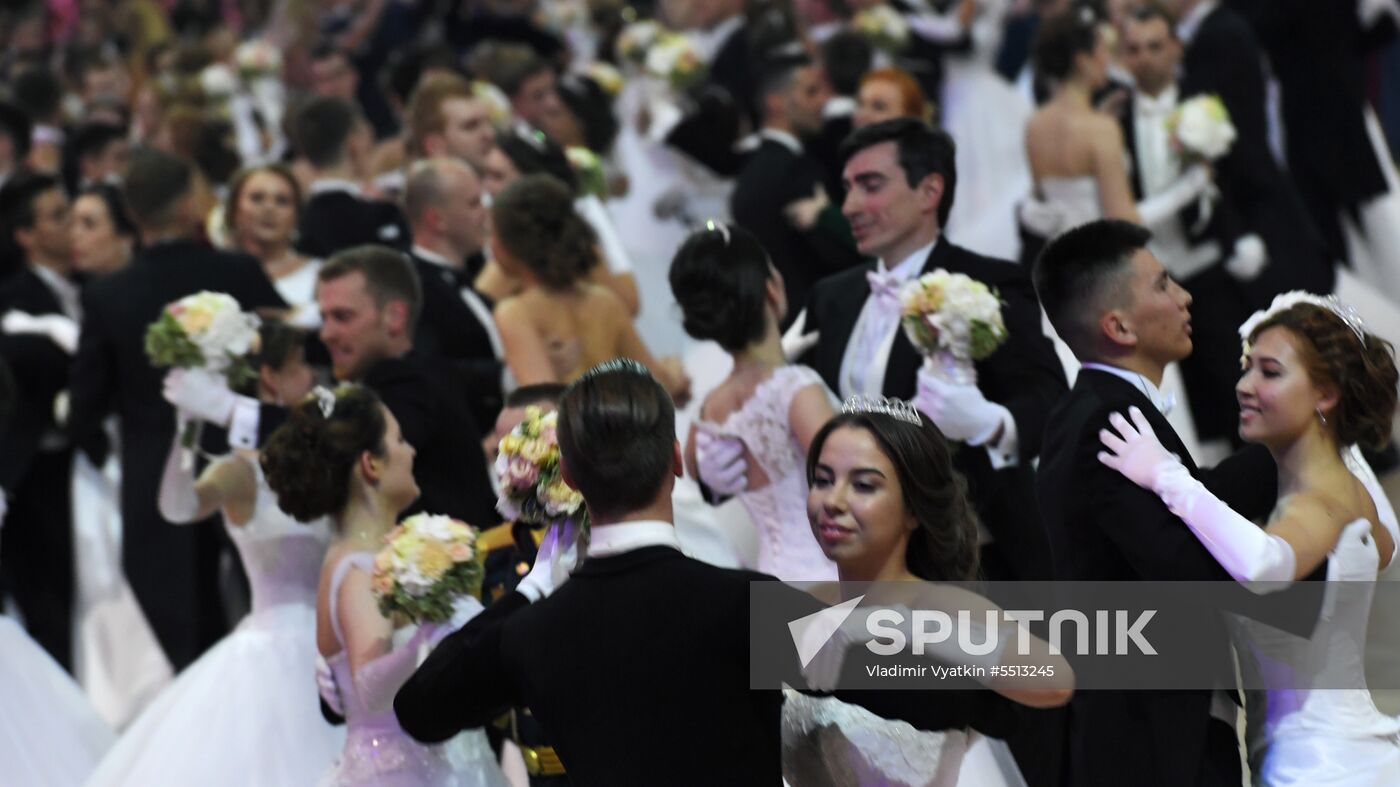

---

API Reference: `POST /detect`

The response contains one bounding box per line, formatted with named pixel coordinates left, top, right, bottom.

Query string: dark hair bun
left=668, top=223, right=772, bottom=353
left=491, top=173, right=598, bottom=289
left=1250, top=304, right=1399, bottom=450
left=261, top=385, right=387, bottom=522
left=1033, top=8, right=1101, bottom=82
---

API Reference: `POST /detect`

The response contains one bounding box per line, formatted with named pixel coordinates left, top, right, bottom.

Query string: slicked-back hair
left=838, top=118, right=957, bottom=227
left=1033, top=219, right=1151, bottom=358
left=556, top=359, right=675, bottom=520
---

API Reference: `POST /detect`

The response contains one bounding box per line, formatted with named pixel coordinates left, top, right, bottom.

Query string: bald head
left=403, top=157, right=487, bottom=261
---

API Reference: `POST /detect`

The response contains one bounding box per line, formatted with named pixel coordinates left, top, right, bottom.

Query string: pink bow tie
left=866, top=269, right=903, bottom=310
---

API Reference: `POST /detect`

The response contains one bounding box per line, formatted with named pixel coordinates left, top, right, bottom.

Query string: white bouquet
left=899, top=270, right=1008, bottom=384
left=1168, top=95, right=1236, bottom=161
left=235, top=39, right=282, bottom=82
left=645, top=33, right=706, bottom=92
left=617, top=20, right=665, bottom=65
left=371, top=513, right=483, bottom=623
left=852, top=5, right=910, bottom=53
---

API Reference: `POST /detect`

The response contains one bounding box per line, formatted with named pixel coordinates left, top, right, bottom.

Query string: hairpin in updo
left=704, top=219, right=730, bottom=245
left=842, top=394, right=923, bottom=426
left=311, top=386, right=336, bottom=419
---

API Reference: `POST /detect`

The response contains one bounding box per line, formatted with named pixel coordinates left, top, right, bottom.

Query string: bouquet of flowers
left=852, top=5, right=910, bottom=54
left=145, top=291, right=261, bottom=447
left=645, top=32, right=706, bottom=92
left=899, top=270, right=1008, bottom=384
left=371, top=513, right=484, bottom=623
left=566, top=146, right=608, bottom=198
left=495, top=406, right=587, bottom=528
left=1167, top=95, right=1236, bottom=162
left=235, top=39, right=282, bottom=83
left=472, top=81, right=514, bottom=129
left=584, top=61, right=625, bottom=99
left=617, top=20, right=665, bottom=65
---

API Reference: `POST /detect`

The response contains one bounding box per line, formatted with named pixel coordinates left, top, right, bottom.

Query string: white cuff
left=648, top=100, right=685, bottom=144
left=228, top=398, right=263, bottom=449
left=977, top=408, right=1020, bottom=470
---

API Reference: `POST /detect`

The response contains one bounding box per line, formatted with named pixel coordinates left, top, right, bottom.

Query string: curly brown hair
left=1248, top=304, right=1399, bottom=450
left=490, top=173, right=599, bottom=290
left=261, top=384, right=387, bottom=523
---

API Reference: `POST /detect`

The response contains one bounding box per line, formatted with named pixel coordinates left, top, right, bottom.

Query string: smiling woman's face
left=807, top=424, right=916, bottom=572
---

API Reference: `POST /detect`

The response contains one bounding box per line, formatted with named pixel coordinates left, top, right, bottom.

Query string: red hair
left=859, top=67, right=929, bottom=120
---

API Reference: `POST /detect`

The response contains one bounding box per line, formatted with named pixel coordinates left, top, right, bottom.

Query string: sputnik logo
left=788, top=595, right=865, bottom=668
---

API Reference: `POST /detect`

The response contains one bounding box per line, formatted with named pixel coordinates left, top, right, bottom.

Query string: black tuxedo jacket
left=396, top=545, right=1020, bottom=786
left=409, top=253, right=505, bottom=427
left=255, top=353, right=498, bottom=529
left=799, top=240, right=1067, bottom=579
left=296, top=191, right=412, bottom=259
left=0, top=269, right=74, bottom=488
left=67, top=240, right=286, bottom=666
left=803, top=111, right=853, bottom=204
left=1037, top=369, right=1324, bottom=786
left=664, top=23, right=752, bottom=177
left=1233, top=0, right=1394, bottom=260
left=1178, top=4, right=1333, bottom=302
left=731, top=138, right=864, bottom=329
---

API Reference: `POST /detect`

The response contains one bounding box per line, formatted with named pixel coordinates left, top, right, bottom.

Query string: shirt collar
left=586, top=520, right=683, bottom=558
left=759, top=128, right=804, bottom=154
left=878, top=238, right=938, bottom=280
left=1081, top=363, right=1173, bottom=414
left=29, top=263, right=77, bottom=299
left=309, top=178, right=361, bottom=197
left=1135, top=85, right=1179, bottom=116
left=411, top=244, right=459, bottom=270
left=1176, top=1, right=1217, bottom=44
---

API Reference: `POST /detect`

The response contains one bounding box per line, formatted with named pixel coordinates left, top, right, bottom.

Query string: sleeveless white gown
left=1239, top=447, right=1400, bottom=786
left=86, top=458, right=344, bottom=786
left=694, top=365, right=839, bottom=582
left=0, top=615, right=114, bottom=786
left=320, top=552, right=507, bottom=787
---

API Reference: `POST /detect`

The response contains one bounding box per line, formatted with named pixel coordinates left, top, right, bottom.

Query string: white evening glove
left=1137, top=164, right=1212, bottom=228
left=694, top=428, right=749, bottom=496
left=914, top=362, right=1009, bottom=444
left=163, top=367, right=252, bottom=427
left=1224, top=234, right=1269, bottom=282
left=1098, top=407, right=1296, bottom=589
left=2, top=311, right=80, bottom=354
left=157, top=416, right=202, bottom=523
left=315, top=653, right=344, bottom=716
left=515, top=519, right=580, bottom=602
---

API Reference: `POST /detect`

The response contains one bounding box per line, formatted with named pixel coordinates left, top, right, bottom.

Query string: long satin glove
left=315, top=653, right=344, bottom=716
left=1136, top=164, right=1212, bottom=228
left=1098, top=407, right=1296, bottom=590
left=157, top=415, right=202, bottom=523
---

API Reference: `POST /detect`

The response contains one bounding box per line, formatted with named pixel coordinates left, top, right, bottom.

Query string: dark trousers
left=0, top=449, right=74, bottom=669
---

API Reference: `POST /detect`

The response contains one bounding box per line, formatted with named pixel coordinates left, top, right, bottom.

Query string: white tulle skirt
left=0, top=616, right=115, bottom=787
left=85, top=603, right=345, bottom=787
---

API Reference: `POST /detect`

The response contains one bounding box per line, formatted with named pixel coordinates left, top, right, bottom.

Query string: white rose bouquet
left=145, top=291, right=261, bottom=448
left=235, top=39, right=282, bottom=83
left=852, top=5, right=910, bottom=54
left=1167, top=95, right=1236, bottom=162
left=899, top=270, right=1008, bottom=384
left=617, top=20, right=665, bottom=65
left=372, top=513, right=484, bottom=623
left=645, top=32, right=706, bottom=92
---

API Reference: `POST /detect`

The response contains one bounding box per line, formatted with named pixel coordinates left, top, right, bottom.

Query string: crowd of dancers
left=2, top=0, right=1400, bottom=785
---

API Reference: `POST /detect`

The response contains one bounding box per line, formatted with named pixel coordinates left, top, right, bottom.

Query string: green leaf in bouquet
left=900, top=313, right=939, bottom=354
left=144, top=311, right=204, bottom=369
left=969, top=320, right=1009, bottom=361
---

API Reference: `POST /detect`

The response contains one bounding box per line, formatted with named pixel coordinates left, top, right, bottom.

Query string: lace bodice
left=696, top=366, right=838, bottom=581
left=1241, top=447, right=1400, bottom=772
left=227, top=459, right=332, bottom=614
left=782, top=690, right=968, bottom=787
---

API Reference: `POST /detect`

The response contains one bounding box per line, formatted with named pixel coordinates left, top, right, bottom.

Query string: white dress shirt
left=308, top=177, right=362, bottom=197
left=1133, top=87, right=1220, bottom=280
left=586, top=520, right=684, bottom=558
left=838, top=240, right=935, bottom=400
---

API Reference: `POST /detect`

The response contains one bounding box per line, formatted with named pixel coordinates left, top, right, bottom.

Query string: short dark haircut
left=556, top=359, right=676, bottom=520
left=495, top=125, right=578, bottom=193
left=122, top=148, right=195, bottom=229
left=293, top=96, right=358, bottom=168
left=1033, top=219, right=1151, bottom=358
left=319, top=245, right=424, bottom=330
left=76, top=181, right=138, bottom=242
left=1127, top=3, right=1177, bottom=32
left=13, top=66, right=62, bottom=122
left=839, top=118, right=958, bottom=227
left=669, top=222, right=773, bottom=352
left=757, top=51, right=811, bottom=104
left=69, top=122, right=126, bottom=165
left=0, top=100, right=34, bottom=162
left=0, top=170, right=63, bottom=242
left=505, top=383, right=567, bottom=409
left=821, top=31, right=874, bottom=97
left=471, top=43, right=552, bottom=99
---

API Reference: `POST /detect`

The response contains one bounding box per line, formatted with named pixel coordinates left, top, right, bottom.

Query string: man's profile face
left=318, top=271, right=395, bottom=381
left=437, top=97, right=496, bottom=170
left=311, top=53, right=358, bottom=101
left=1118, top=248, right=1194, bottom=365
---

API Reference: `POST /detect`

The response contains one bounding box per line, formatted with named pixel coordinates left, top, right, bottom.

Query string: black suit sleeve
left=1201, top=443, right=1277, bottom=521
left=979, top=269, right=1068, bottom=462
left=66, top=291, right=117, bottom=452
left=395, top=591, right=530, bottom=742
left=0, top=336, right=67, bottom=489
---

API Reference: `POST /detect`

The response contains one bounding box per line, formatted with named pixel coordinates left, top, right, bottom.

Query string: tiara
left=1238, top=291, right=1367, bottom=348
left=842, top=395, right=923, bottom=426
left=311, top=386, right=336, bottom=419
left=704, top=219, right=730, bottom=245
